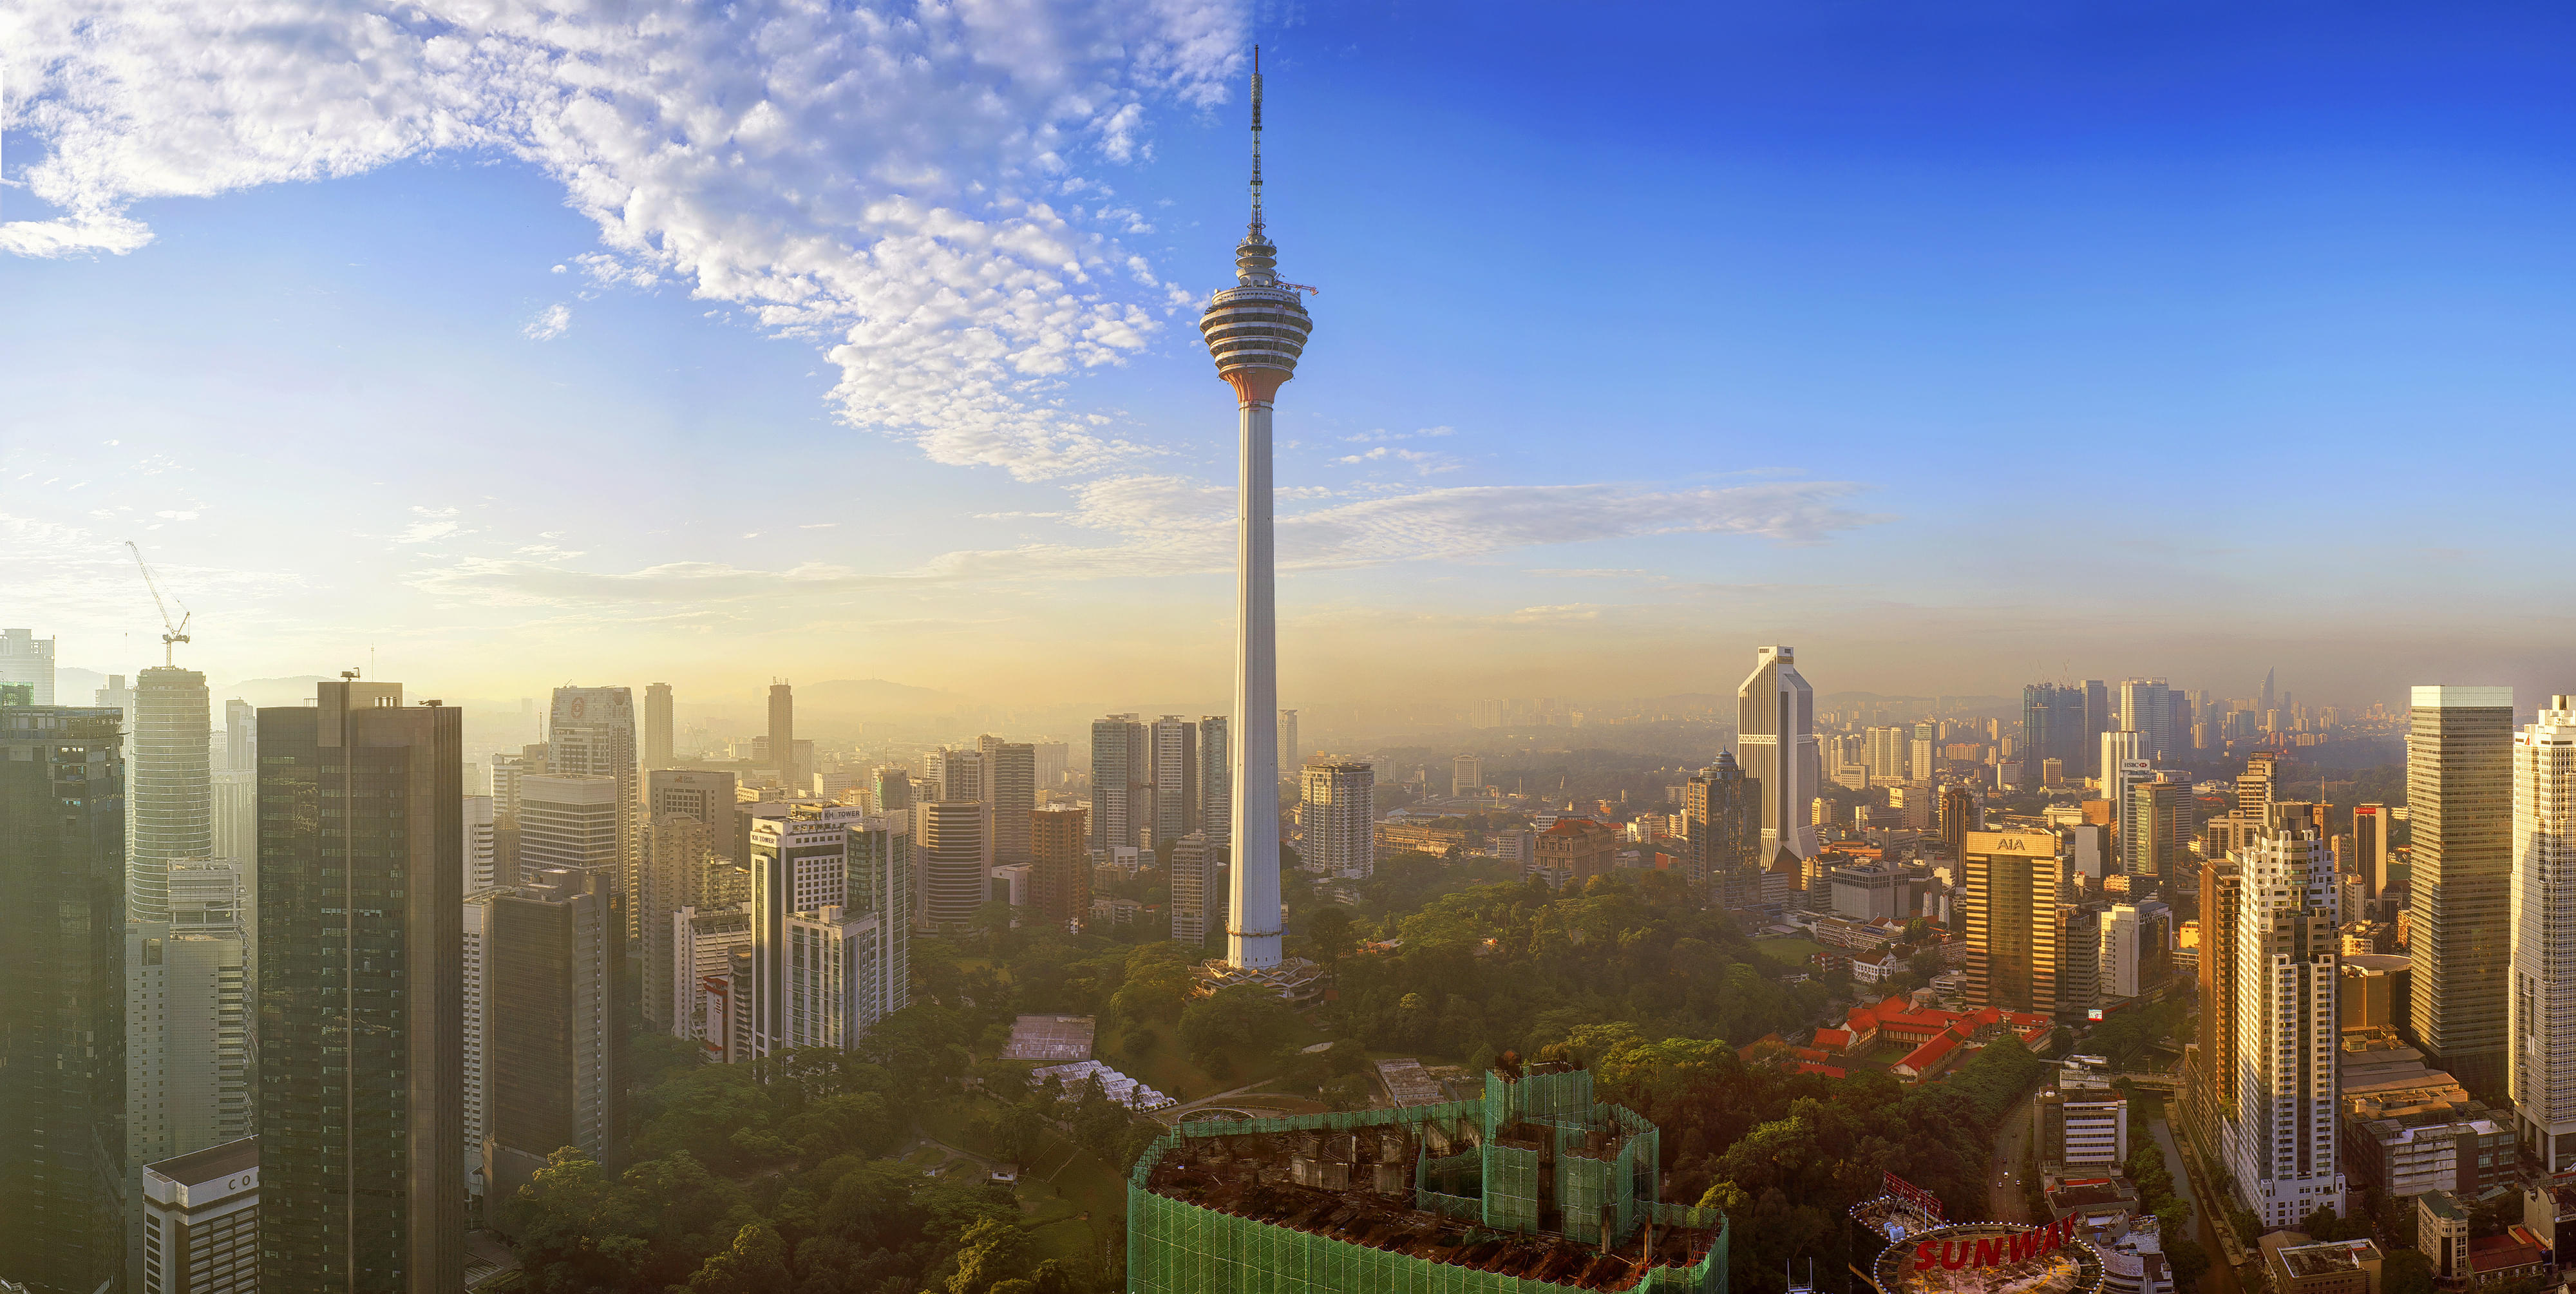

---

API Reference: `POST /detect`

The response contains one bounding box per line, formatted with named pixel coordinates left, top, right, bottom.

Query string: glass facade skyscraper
left=2408, top=684, right=2514, bottom=1101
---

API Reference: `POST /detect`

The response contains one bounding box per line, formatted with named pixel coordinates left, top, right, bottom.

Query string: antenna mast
left=125, top=540, right=192, bottom=667
left=1249, top=44, right=1265, bottom=238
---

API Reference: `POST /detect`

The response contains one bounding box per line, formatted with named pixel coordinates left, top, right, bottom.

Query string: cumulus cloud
left=521, top=303, right=570, bottom=341
left=390, top=506, right=462, bottom=544
left=1, top=0, right=1245, bottom=479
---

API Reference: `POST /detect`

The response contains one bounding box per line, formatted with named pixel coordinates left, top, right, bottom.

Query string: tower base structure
left=1191, top=956, right=1325, bottom=1006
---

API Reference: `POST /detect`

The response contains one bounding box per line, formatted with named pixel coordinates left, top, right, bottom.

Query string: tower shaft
left=1228, top=393, right=1283, bottom=968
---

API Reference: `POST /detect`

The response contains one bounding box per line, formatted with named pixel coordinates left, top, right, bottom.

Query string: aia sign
left=1911, top=1217, right=2081, bottom=1272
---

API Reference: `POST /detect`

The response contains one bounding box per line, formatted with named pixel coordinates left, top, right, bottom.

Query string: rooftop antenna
left=124, top=540, right=192, bottom=667
left=1247, top=44, right=1264, bottom=241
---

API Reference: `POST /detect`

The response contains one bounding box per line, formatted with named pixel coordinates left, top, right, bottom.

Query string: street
left=1989, top=1088, right=2038, bottom=1223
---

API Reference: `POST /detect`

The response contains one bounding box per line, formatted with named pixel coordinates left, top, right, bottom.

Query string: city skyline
left=10, top=6, right=2576, bottom=705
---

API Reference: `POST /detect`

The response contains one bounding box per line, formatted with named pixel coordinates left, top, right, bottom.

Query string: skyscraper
left=1682, top=753, right=1760, bottom=905
left=1197, top=716, right=1231, bottom=857
left=1150, top=716, right=1198, bottom=846
left=1964, top=830, right=2066, bottom=1015
left=2117, top=678, right=2174, bottom=763
left=1089, top=714, right=1149, bottom=853
left=1736, top=645, right=1819, bottom=862
left=2408, top=685, right=2514, bottom=1099
left=2023, top=683, right=2085, bottom=790
left=2224, top=821, right=2345, bottom=1230
left=127, top=864, right=252, bottom=1170
left=639, top=813, right=717, bottom=1029
left=480, top=868, right=621, bottom=1200
left=518, top=774, right=622, bottom=886
left=766, top=681, right=796, bottom=790
left=2082, top=680, right=2112, bottom=778
left=643, top=681, right=674, bottom=769
left=1277, top=709, right=1300, bottom=782
left=2509, top=696, right=2576, bottom=1172
left=648, top=768, right=739, bottom=864
left=2352, top=803, right=2392, bottom=899
left=1452, top=754, right=1483, bottom=797
left=132, top=664, right=212, bottom=924
left=0, top=701, right=128, bottom=1294
left=256, top=681, right=464, bottom=1293
left=1031, top=804, right=1090, bottom=931
left=0, top=627, right=57, bottom=703
left=546, top=686, right=638, bottom=933
left=1170, top=832, right=1217, bottom=946
left=2124, top=772, right=2193, bottom=882
left=913, top=799, right=990, bottom=929
left=747, top=806, right=895, bottom=1055
left=2195, top=853, right=2244, bottom=1128
left=1298, top=763, right=1376, bottom=880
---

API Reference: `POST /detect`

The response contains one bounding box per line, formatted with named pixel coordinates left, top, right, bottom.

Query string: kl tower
left=1198, top=48, right=1320, bottom=999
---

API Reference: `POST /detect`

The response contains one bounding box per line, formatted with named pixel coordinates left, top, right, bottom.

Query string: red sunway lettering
left=1974, top=1239, right=2005, bottom=1267
left=1940, top=1242, right=1970, bottom=1270
left=1914, top=1243, right=1940, bottom=1272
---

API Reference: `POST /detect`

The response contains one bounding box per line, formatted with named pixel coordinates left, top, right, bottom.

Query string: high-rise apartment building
left=1297, top=761, right=1376, bottom=879
left=672, top=906, right=752, bottom=1060
left=1964, top=829, right=2066, bottom=1015
left=126, top=890, right=252, bottom=1172
left=1170, top=832, right=1217, bottom=945
left=0, top=703, right=128, bottom=1294
left=2098, top=901, right=2172, bottom=1000
left=1737, top=645, right=1819, bottom=862
left=1150, top=716, right=1198, bottom=846
left=463, top=794, right=497, bottom=891
left=1452, top=754, right=1482, bottom=797
left=1197, top=716, right=1231, bottom=856
left=643, top=682, right=673, bottom=769
left=2195, top=855, right=2245, bottom=1124
left=2408, top=685, right=2514, bottom=1099
left=639, top=813, right=718, bottom=1029
left=1865, top=725, right=1908, bottom=783
left=913, top=799, right=991, bottom=929
left=1089, top=714, right=1150, bottom=852
left=0, top=627, right=57, bottom=702
left=256, top=681, right=464, bottom=1293
left=1031, top=804, right=1090, bottom=931
left=2224, top=823, right=2345, bottom=1230
left=1682, top=753, right=1760, bottom=904
left=132, top=664, right=212, bottom=924
left=480, top=869, right=621, bottom=1200
left=746, top=809, right=907, bottom=1056
left=979, top=736, right=1037, bottom=866
left=767, top=681, right=797, bottom=789
left=2509, top=696, right=2576, bottom=1172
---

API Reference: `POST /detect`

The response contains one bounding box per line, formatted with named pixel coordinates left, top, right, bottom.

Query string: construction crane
left=126, top=540, right=191, bottom=666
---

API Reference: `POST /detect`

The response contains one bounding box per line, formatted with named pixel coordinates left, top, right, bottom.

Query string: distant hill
left=799, top=678, right=976, bottom=715
left=218, top=675, right=340, bottom=707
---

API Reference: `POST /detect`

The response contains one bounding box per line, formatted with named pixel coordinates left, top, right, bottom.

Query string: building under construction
left=1128, top=1065, right=1728, bottom=1294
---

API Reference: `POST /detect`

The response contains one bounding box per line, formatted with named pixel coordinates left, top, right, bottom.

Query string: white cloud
left=1, top=0, right=1246, bottom=480
left=390, top=506, right=461, bottom=544
left=522, top=303, right=571, bottom=341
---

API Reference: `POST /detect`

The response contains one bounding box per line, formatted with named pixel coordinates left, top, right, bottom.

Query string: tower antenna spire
left=1248, top=44, right=1265, bottom=239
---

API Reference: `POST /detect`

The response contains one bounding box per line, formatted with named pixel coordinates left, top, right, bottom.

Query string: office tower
left=2224, top=823, right=2346, bottom=1229
left=2262, top=668, right=2277, bottom=714
left=1452, top=754, right=1482, bottom=797
left=2408, top=685, right=2514, bottom=1099
left=1170, top=832, right=1216, bottom=945
left=1939, top=785, right=1976, bottom=858
left=480, top=868, right=621, bottom=1201
left=2352, top=803, right=2392, bottom=898
left=2101, top=727, right=2145, bottom=803
left=142, top=1136, right=260, bottom=1294
left=923, top=745, right=984, bottom=803
left=2058, top=906, right=2103, bottom=1010
left=649, top=768, right=740, bottom=863
left=1297, top=762, right=1376, bottom=879
left=747, top=806, right=867, bottom=1054
left=489, top=752, right=531, bottom=820
left=2510, top=696, right=2576, bottom=1172
left=0, top=627, right=57, bottom=701
left=460, top=893, right=491, bottom=1197
left=1682, top=753, right=1760, bottom=903
left=642, top=681, right=674, bottom=770
left=639, top=813, right=717, bottom=1029
left=2239, top=750, right=2280, bottom=818
left=1737, top=645, right=1820, bottom=862
left=457, top=793, right=497, bottom=893
left=913, top=799, right=990, bottom=929
left=778, top=904, right=898, bottom=1049
left=2036, top=1065, right=2128, bottom=1171
left=1030, top=741, right=1070, bottom=792
left=0, top=702, right=125, bottom=1294
left=1197, top=716, right=1231, bottom=855
left=2126, top=772, right=2193, bottom=881
left=256, top=681, right=464, bottom=1293
left=1031, top=804, right=1091, bottom=931
left=211, top=766, right=256, bottom=866
left=1201, top=54, right=1308, bottom=975
left=126, top=876, right=252, bottom=1171
left=672, top=906, right=752, bottom=1058
left=747, top=810, right=905, bottom=1056
left=1964, top=829, right=2065, bottom=1014
left=518, top=773, right=622, bottom=898
left=547, top=684, right=636, bottom=884
left=2116, top=678, right=2173, bottom=763
left=766, top=681, right=797, bottom=788
left=1150, top=717, right=1198, bottom=846
left=1088, top=714, right=1149, bottom=852
left=2098, top=902, right=2169, bottom=1000
left=2023, top=683, right=2085, bottom=787
left=1278, top=710, right=1300, bottom=781
left=131, top=665, right=211, bottom=924
left=2195, top=854, right=2244, bottom=1119
left=2169, top=690, right=2195, bottom=753
left=980, top=736, right=1037, bottom=866
left=221, top=698, right=255, bottom=771
left=2083, top=680, right=2112, bottom=778
left=873, top=766, right=914, bottom=817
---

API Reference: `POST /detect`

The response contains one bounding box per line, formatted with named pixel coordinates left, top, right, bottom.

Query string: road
left=1989, top=1089, right=2039, bottom=1223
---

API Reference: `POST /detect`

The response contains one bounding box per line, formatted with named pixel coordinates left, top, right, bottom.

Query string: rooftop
left=146, top=1135, right=258, bottom=1188
left=2277, top=1239, right=2381, bottom=1277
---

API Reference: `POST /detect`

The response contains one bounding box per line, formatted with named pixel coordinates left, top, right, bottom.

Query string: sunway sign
left=1910, top=1217, right=2082, bottom=1271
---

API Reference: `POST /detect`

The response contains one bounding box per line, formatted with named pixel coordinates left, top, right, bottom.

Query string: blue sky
left=5, top=1, right=2572, bottom=716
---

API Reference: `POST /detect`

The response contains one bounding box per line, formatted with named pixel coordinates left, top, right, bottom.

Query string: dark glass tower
left=0, top=703, right=128, bottom=1294
left=2407, top=685, right=2514, bottom=1100
left=258, top=681, right=464, bottom=1293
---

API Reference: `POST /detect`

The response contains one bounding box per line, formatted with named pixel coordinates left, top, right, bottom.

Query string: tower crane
left=125, top=540, right=192, bottom=667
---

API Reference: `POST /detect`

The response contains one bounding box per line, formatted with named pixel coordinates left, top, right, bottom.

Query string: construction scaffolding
left=1128, top=1066, right=1728, bottom=1294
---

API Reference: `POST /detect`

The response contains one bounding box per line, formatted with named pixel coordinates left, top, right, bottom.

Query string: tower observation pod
left=1193, top=47, right=1323, bottom=1002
